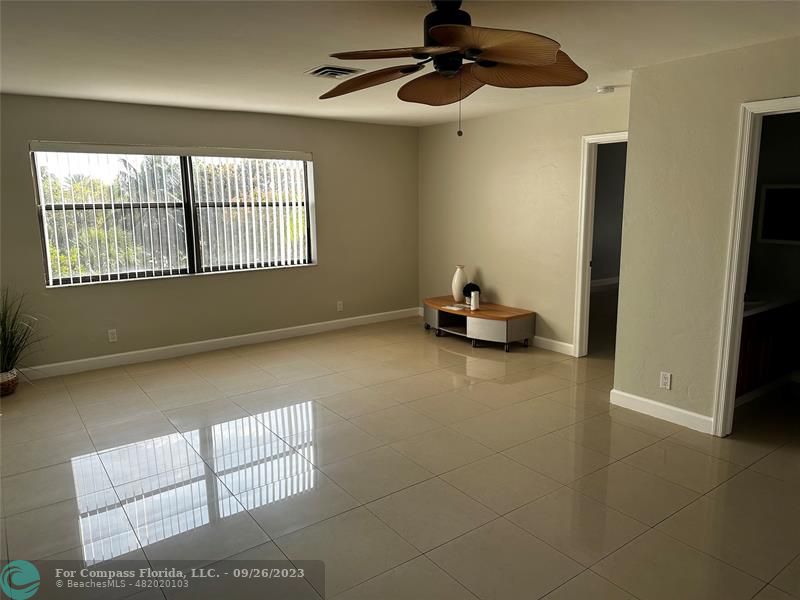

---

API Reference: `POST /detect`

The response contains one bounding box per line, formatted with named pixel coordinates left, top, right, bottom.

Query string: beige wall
left=0, top=94, right=419, bottom=365
left=615, top=36, right=800, bottom=416
left=418, top=93, right=630, bottom=345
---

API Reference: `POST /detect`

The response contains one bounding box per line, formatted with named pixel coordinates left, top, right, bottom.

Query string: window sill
left=45, top=261, right=318, bottom=289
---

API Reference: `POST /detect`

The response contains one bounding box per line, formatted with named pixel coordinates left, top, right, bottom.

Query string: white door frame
left=574, top=131, right=628, bottom=358
left=712, top=96, right=800, bottom=437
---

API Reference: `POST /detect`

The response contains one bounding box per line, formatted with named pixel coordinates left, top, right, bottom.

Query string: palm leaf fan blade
left=397, top=64, right=484, bottom=106
left=471, top=51, right=587, bottom=88
left=331, top=46, right=460, bottom=60
left=428, top=25, right=560, bottom=66
left=320, top=64, right=424, bottom=99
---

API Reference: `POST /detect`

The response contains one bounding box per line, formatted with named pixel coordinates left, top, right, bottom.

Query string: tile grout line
left=103, top=409, right=324, bottom=597
left=5, top=325, right=795, bottom=598
left=485, top=418, right=788, bottom=593
left=332, top=551, right=484, bottom=600
left=219, top=383, right=527, bottom=597
left=0, top=378, right=727, bottom=539
left=536, top=567, right=647, bottom=600
left=767, top=548, right=800, bottom=597
left=416, top=515, right=594, bottom=600
left=592, top=460, right=788, bottom=591
left=65, top=372, right=156, bottom=569
left=0, top=368, right=620, bottom=522
left=8, top=379, right=151, bottom=566
left=268, top=503, right=411, bottom=599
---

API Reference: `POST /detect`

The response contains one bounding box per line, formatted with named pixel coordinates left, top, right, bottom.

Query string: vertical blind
left=34, top=151, right=188, bottom=286
left=192, top=156, right=310, bottom=271
left=31, top=146, right=315, bottom=287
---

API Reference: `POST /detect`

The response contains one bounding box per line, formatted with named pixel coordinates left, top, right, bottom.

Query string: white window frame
left=29, top=141, right=318, bottom=287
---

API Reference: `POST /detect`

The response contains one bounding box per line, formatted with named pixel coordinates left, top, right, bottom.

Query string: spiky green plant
left=0, top=289, right=39, bottom=372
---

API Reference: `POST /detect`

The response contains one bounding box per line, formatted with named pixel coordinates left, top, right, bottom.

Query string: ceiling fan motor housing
left=425, top=0, right=471, bottom=76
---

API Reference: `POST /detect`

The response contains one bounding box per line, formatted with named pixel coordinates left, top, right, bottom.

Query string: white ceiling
left=1, top=1, right=798, bottom=126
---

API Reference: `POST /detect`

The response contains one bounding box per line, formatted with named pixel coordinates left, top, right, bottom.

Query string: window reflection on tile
left=117, top=465, right=246, bottom=548
left=216, top=451, right=313, bottom=496
left=61, top=489, right=141, bottom=566
left=182, top=416, right=284, bottom=461
left=183, top=414, right=313, bottom=495
left=97, top=433, right=203, bottom=486
left=237, top=469, right=318, bottom=508
left=68, top=454, right=115, bottom=495
left=68, top=412, right=318, bottom=565
left=252, top=400, right=339, bottom=436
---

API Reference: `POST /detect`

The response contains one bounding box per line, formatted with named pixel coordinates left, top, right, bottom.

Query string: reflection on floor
left=1, top=317, right=799, bottom=599
left=588, top=284, right=619, bottom=357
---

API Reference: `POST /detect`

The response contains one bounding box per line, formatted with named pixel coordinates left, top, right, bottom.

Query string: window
left=191, top=156, right=311, bottom=271
left=31, top=144, right=315, bottom=287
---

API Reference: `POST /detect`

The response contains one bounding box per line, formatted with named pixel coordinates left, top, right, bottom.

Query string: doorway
left=713, top=96, right=800, bottom=436
left=574, top=132, right=628, bottom=358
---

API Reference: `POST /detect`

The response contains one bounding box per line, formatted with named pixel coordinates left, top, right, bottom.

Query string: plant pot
left=0, top=369, right=18, bottom=396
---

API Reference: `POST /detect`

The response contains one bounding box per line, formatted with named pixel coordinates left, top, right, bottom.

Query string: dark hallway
left=587, top=141, right=627, bottom=357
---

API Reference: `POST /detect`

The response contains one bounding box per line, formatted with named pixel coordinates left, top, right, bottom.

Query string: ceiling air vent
left=306, top=65, right=364, bottom=79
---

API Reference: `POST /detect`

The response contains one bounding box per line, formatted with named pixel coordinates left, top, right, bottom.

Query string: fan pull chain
left=457, top=70, right=464, bottom=137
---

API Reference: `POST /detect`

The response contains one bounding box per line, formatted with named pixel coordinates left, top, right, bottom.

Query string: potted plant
left=0, top=289, right=39, bottom=396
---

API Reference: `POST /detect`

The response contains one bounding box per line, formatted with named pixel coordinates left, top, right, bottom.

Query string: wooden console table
left=423, top=296, right=536, bottom=352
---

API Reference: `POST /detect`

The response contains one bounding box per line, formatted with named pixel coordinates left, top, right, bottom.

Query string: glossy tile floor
left=1, top=317, right=799, bottom=599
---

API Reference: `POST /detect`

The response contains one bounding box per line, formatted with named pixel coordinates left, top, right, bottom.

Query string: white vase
left=451, top=265, right=467, bottom=303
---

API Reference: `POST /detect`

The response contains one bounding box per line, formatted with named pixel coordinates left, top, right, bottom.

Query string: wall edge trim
left=21, top=307, right=420, bottom=379
left=533, top=336, right=576, bottom=357
left=611, top=388, right=714, bottom=434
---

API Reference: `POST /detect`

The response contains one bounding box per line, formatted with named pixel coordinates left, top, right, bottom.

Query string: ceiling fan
left=319, top=0, right=588, bottom=106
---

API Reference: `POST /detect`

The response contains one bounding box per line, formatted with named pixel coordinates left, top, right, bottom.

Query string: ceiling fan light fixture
left=320, top=1, right=588, bottom=105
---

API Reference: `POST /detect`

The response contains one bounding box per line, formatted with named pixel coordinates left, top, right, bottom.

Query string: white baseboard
left=21, top=307, right=420, bottom=380
left=418, top=306, right=424, bottom=317
left=610, top=388, right=714, bottom=434
left=533, top=336, right=576, bottom=357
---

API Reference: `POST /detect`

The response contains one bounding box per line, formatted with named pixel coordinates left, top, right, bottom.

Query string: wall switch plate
left=659, top=371, right=672, bottom=390
left=108, top=328, right=118, bottom=343
left=336, top=300, right=344, bottom=312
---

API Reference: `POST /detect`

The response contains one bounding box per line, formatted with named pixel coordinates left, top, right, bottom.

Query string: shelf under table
left=439, top=324, right=467, bottom=337
left=423, top=296, right=536, bottom=352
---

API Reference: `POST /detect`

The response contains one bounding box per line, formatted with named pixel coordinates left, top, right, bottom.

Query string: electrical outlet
left=336, top=300, right=344, bottom=312
left=107, top=328, right=118, bottom=343
left=659, top=371, right=672, bottom=390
